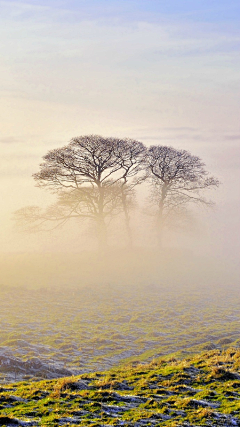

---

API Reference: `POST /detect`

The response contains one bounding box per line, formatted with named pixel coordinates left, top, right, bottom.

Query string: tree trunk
left=97, top=184, right=108, bottom=251
left=97, top=217, right=108, bottom=251
left=156, top=213, right=163, bottom=248
left=156, top=184, right=167, bottom=248
left=121, top=190, right=133, bottom=248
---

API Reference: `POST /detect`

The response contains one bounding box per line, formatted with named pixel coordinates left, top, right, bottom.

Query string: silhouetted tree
left=145, top=145, right=220, bottom=246
left=14, top=135, right=145, bottom=250
left=114, top=139, right=146, bottom=246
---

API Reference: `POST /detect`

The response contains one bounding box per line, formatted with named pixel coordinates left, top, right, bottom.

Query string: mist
left=1, top=150, right=239, bottom=290
left=0, top=0, right=239, bottom=392
left=0, top=191, right=239, bottom=290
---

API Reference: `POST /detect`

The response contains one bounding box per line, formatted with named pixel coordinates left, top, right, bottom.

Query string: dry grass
left=50, top=376, right=78, bottom=398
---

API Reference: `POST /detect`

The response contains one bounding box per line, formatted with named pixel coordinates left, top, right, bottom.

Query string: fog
left=0, top=183, right=239, bottom=290
left=0, top=136, right=239, bottom=290
left=0, top=247, right=238, bottom=292
left=0, top=0, right=239, bottom=292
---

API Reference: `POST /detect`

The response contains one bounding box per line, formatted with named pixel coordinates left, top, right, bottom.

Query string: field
left=0, top=281, right=239, bottom=383
left=0, top=347, right=240, bottom=426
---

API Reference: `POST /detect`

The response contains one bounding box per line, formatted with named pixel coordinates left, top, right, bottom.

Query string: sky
left=0, top=0, right=239, bottom=263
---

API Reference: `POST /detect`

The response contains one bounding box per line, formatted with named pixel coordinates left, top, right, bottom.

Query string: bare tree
left=14, top=135, right=145, bottom=250
left=113, top=139, right=146, bottom=247
left=145, top=145, right=220, bottom=247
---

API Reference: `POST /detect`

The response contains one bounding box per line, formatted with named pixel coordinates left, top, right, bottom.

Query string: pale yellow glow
left=0, top=2, right=239, bottom=286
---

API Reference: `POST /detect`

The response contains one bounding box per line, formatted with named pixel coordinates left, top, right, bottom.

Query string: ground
left=0, top=347, right=240, bottom=426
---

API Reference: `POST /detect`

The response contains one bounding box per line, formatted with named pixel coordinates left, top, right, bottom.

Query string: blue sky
left=1, top=0, right=240, bottom=24
left=0, top=0, right=239, bottom=143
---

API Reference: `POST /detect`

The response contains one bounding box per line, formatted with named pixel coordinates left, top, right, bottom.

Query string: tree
left=14, top=135, right=145, bottom=250
left=114, top=139, right=146, bottom=246
left=145, top=145, right=220, bottom=246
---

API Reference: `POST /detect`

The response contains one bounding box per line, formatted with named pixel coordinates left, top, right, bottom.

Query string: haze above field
left=0, top=0, right=239, bottom=287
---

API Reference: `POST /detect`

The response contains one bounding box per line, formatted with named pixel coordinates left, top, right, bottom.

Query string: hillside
left=0, top=348, right=240, bottom=426
left=0, top=283, right=239, bottom=383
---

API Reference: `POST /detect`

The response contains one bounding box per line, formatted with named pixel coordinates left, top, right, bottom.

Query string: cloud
left=0, top=14, right=238, bottom=115
left=139, top=134, right=204, bottom=142
left=224, top=134, right=240, bottom=140
left=3, top=0, right=239, bottom=25
left=0, top=137, right=20, bottom=144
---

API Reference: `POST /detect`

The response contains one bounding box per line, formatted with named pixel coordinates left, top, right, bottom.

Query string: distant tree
left=14, top=135, right=145, bottom=250
left=114, top=139, right=146, bottom=246
left=145, top=145, right=220, bottom=246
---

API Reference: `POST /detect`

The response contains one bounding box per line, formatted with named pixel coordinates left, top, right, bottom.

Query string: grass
left=0, top=283, right=239, bottom=383
left=1, top=347, right=239, bottom=426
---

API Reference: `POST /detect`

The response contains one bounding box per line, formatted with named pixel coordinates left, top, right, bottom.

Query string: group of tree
left=14, top=135, right=219, bottom=250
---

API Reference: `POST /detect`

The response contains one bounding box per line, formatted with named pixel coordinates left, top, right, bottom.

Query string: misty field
left=0, top=282, right=239, bottom=383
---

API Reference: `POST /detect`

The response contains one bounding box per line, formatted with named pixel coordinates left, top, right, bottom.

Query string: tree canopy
left=14, top=135, right=219, bottom=250
left=15, top=135, right=146, bottom=249
left=145, top=145, right=220, bottom=245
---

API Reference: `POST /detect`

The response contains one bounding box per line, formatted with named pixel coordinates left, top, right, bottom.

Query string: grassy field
left=0, top=347, right=240, bottom=426
left=0, top=281, right=239, bottom=383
